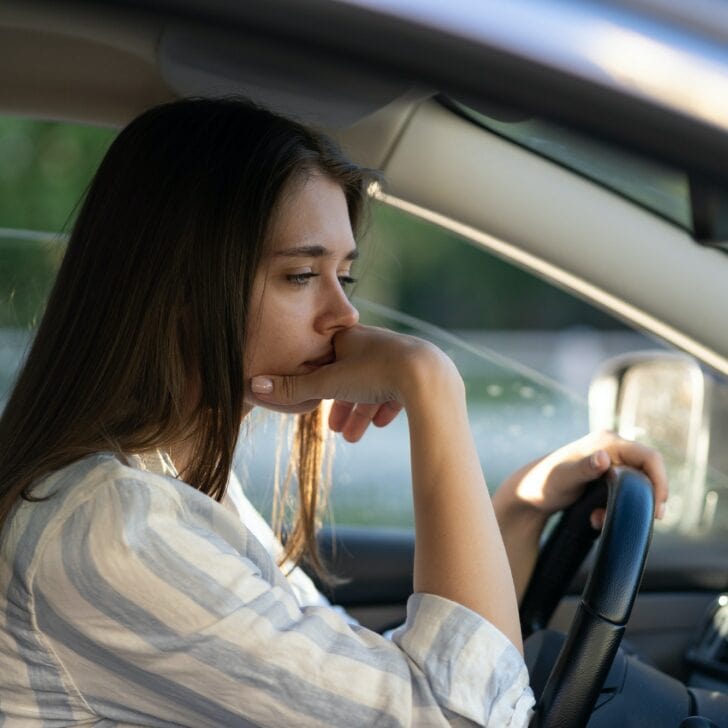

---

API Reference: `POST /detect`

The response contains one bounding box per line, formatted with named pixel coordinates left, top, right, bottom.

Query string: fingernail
left=251, top=377, right=273, bottom=394
left=656, top=501, right=666, bottom=520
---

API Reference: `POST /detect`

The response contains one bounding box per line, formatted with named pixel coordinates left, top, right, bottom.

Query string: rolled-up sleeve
left=393, top=594, right=534, bottom=726
left=31, top=470, right=534, bottom=727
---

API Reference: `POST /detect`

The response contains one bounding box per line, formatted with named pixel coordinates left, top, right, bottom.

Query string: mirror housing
left=588, top=351, right=727, bottom=532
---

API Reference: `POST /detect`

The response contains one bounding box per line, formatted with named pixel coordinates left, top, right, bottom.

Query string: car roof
left=4, top=1, right=728, bottom=170
left=2, top=0, right=728, bottom=375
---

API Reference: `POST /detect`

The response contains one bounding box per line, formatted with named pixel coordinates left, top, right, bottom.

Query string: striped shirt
left=0, top=451, right=534, bottom=726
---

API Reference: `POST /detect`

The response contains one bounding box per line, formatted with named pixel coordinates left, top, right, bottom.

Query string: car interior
left=2, top=1, right=728, bottom=726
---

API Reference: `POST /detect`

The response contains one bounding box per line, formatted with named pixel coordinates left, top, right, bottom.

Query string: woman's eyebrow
left=273, top=244, right=359, bottom=261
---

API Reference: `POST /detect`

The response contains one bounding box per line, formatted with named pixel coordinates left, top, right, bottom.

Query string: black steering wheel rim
left=521, top=467, right=655, bottom=728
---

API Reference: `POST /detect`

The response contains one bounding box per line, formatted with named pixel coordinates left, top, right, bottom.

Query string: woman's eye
left=285, top=272, right=356, bottom=289
left=286, top=272, right=319, bottom=286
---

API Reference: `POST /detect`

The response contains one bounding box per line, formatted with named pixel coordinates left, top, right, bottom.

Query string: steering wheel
left=519, top=467, right=655, bottom=728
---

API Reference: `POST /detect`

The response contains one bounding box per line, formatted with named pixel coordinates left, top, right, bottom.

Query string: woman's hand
left=254, top=323, right=526, bottom=650
left=250, top=324, right=453, bottom=436
left=493, top=430, right=669, bottom=600
left=327, top=398, right=403, bottom=443
left=495, top=430, right=669, bottom=529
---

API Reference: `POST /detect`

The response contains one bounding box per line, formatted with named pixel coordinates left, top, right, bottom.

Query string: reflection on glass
left=620, top=359, right=708, bottom=530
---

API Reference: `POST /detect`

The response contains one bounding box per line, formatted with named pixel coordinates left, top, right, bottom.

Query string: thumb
left=551, top=448, right=611, bottom=485
left=250, top=371, right=330, bottom=405
left=584, top=449, right=611, bottom=478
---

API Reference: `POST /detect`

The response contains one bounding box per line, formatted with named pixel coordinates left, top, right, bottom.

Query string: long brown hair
left=0, top=97, right=376, bottom=574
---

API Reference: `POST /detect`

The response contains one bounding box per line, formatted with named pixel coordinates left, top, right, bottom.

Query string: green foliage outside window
left=0, top=117, right=115, bottom=328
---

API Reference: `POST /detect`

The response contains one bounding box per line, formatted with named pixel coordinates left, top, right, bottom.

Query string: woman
left=0, top=97, right=667, bottom=726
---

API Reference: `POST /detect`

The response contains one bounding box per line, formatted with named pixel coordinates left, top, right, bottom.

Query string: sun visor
left=157, top=24, right=410, bottom=128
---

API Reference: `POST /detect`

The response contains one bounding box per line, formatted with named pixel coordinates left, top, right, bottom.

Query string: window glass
left=0, top=117, right=115, bottom=409
left=0, top=116, right=115, bottom=231
left=238, top=201, right=728, bottom=540
left=2, top=116, right=726, bottom=542
left=239, top=200, right=728, bottom=541
left=0, top=229, right=65, bottom=405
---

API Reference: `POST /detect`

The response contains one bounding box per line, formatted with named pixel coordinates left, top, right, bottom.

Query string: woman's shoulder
left=29, top=451, right=189, bottom=512
left=3, top=452, right=262, bottom=598
left=3, top=453, right=206, bottom=564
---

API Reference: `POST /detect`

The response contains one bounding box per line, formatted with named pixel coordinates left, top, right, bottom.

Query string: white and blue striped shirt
left=0, top=451, right=534, bottom=726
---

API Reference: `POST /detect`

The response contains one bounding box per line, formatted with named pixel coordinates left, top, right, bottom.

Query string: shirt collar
left=130, top=449, right=179, bottom=478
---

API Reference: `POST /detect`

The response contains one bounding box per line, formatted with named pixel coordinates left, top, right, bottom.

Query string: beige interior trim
left=0, top=0, right=423, bottom=163
left=379, top=100, right=728, bottom=376
left=379, top=190, right=728, bottom=378
left=331, top=89, right=431, bottom=170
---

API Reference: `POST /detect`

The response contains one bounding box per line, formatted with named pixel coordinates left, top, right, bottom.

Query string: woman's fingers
left=372, top=401, right=402, bottom=428
left=567, top=434, right=669, bottom=520
left=590, top=507, right=607, bottom=530
left=249, top=325, right=447, bottom=409
left=537, top=431, right=669, bottom=523
left=339, top=403, right=381, bottom=443
left=606, top=438, right=669, bottom=516
left=328, top=400, right=354, bottom=432
left=568, top=449, right=611, bottom=480
left=591, top=435, right=669, bottom=519
left=251, top=369, right=334, bottom=405
left=328, top=401, right=402, bottom=442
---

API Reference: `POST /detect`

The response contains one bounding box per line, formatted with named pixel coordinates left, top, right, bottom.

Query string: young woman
left=0, top=97, right=668, bottom=726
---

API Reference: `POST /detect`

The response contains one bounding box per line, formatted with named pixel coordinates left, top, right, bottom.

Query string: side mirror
left=588, top=351, right=728, bottom=533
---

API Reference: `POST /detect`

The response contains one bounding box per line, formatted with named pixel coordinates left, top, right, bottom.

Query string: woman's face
left=244, top=172, right=360, bottom=414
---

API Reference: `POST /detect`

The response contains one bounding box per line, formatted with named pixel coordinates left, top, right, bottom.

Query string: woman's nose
left=316, top=281, right=359, bottom=333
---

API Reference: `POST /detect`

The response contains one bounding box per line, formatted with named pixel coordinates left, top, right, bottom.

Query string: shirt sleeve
left=31, top=471, right=534, bottom=727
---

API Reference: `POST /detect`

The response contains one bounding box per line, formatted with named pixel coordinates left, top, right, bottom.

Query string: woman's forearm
left=490, top=428, right=670, bottom=603
left=402, top=353, right=523, bottom=654
left=249, top=325, right=531, bottom=652
left=491, top=477, right=548, bottom=602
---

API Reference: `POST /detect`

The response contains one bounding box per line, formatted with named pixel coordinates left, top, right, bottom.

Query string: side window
left=241, top=201, right=728, bottom=540
left=0, top=117, right=115, bottom=409
left=240, top=202, right=647, bottom=523
left=0, top=229, right=63, bottom=406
